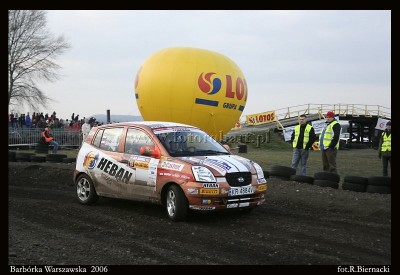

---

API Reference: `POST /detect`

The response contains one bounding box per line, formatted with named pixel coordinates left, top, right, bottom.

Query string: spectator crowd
left=8, top=111, right=102, bottom=130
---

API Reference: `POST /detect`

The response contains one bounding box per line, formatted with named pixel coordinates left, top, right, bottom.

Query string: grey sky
left=28, top=10, right=390, bottom=121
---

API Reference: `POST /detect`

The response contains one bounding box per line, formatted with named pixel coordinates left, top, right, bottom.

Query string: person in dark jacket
left=290, top=114, right=317, bottom=176
left=319, top=111, right=341, bottom=173
left=378, top=120, right=391, bottom=176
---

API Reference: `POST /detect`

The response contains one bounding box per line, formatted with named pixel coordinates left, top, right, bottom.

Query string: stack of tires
left=8, top=151, right=75, bottom=164
left=46, top=154, right=68, bottom=163
left=15, top=152, right=35, bottom=162
left=35, top=143, right=49, bottom=154
left=313, top=172, right=340, bottom=189
left=290, top=175, right=314, bottom=184
left=342, top=176, right=368, bottom=192
left=30, top=155, right=47, bottom=162
left=366, top=177, right=391, bottom=194
left=62, top=157, right=77, bottom=163
left=269, top=165, right=296, bottom=181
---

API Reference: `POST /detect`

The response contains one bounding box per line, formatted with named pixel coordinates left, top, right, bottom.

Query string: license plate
left=228, top=185, right=254, bottom=196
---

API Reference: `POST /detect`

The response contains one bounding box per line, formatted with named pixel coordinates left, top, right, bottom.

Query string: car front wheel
left=166, top=185, right=188, bottom=221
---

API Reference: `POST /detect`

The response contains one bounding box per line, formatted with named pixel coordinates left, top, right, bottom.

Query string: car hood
left=177, top=155, right=256, bottom=176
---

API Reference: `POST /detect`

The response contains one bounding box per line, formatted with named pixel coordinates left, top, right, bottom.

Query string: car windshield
left=154, top=127, right=229, bottom=157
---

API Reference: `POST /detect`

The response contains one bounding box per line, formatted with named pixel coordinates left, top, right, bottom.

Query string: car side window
left=99, top=128, right=124, bottom=152
left=93, top=129, right=104, bottom=147
left=125, top=128, right=154, bottom=154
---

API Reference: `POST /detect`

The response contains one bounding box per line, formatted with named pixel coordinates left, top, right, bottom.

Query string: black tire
left=367, top=176, right=391, bottom=187
left=270, top=165, right=296, bottom=179
left=76, top=174, right=98, bottom=205
left=339, top=140, right=347, bottom=150
left=366, top=185, right=391, bottom=194
left=314, top=172, right=340, bottom=183
left=46, top=154, right=68, bottom=162
left=35, top=143, right=49, bottom=154
left=290, top=175, right=314, bottom=184
left=9, top=151, right=16, bottom=162
left=262, top=170, right=270, bottom=179
left=62, top=157, right=76, bottom=163
left=342, top=181, right=366, bottom=192
left=343, top=176, right=368, bottom=185
left=15, top=152, right=35, bottom=162
left=314, top=179, right=339, bottom=189
left=30, top=155, right=46, bottom=162
left=165, top=185, right=188, bottom=221
left=269, top=175, right=292, bottom=181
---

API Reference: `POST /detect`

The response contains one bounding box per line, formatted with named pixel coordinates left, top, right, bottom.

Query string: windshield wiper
left=195, top=150, right=230, bottom=155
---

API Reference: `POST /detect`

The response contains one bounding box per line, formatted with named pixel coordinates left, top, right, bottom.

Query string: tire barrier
left=314, top=172, right=340, bottom=183
left=314, top=179, right=339, bottom=189
left=62, top=157, right=76, bottom=163
left=366, top=176, right=391, bottom=194
left=30, top=155, right=46, bottom=162
left=269, top=175, right=292, bottom=181
left=9, top=151, right=16, bottom=162
left=238, top=144, right=247, bottom=153
left=15, top=152, right=35, bottom=162
left=269, top=165, right=296, bottom=180
left=342, top=176, right=368, bottom=192
left=313, top=172, right=340, bottom=189
left=46, top=154, right=68, bottom=163
left=290, top=175, right=314, bottom=184
left=35, top=143, right=49, bottom=154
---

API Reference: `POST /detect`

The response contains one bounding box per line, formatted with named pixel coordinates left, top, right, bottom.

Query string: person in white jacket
left=81, top=118, right=91, bottom=144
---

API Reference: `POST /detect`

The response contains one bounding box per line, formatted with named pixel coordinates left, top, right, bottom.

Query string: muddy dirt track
left=8, top=161, right=391, bottom=269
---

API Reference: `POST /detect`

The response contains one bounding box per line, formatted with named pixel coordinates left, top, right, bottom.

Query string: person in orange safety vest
left=41, top=127, right=59, bottom=154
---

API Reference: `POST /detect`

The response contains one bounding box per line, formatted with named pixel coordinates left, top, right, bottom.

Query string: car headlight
left=192, top=166, right=216, bottom=183
left=252, top=162, right=265, bottom=179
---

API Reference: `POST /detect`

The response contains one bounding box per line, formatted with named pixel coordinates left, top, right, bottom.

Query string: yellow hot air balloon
left=134, top=47, right=247, bottom=139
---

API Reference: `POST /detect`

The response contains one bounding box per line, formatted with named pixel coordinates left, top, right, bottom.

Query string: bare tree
left=8, top=10, right=70, bottom=111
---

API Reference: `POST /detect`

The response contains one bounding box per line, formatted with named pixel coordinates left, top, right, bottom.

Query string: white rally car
left=74, top=121, right=267, bottom=221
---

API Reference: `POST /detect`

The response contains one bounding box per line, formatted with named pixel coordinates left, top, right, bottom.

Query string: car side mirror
left=140, top=145, right=161, bottom=159
left=222, top=144, right=231, bottom=153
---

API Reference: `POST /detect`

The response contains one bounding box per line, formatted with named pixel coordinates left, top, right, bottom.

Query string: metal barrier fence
left=8, top=128, right=82, bottom=147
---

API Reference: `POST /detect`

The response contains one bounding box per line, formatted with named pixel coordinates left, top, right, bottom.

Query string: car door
left=122, top=128, right=160, bottom=200
left=90, top=127, right=136, bottom=197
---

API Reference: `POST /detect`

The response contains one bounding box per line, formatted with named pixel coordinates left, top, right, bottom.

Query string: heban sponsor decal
left=83, top=151, right=99, bottom=169
left=96, top=157, right=133, bottom=184
left=160, top=161, right=184, bottom=171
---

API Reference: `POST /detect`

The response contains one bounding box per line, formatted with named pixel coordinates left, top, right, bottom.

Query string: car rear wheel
left=166, top=185, right=188, bottom=221
left=76, top=174, right=98, bottom=205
